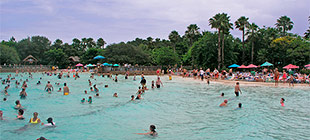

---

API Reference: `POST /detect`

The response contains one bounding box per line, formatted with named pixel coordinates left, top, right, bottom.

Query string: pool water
left=0, top=73, right=309, bottom=140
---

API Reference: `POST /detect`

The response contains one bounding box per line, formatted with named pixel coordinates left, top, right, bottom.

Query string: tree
left=235, top=16, right=249, bottom=63
left=246, top=23, right=259, bottom=63
left=168, top=30, right=181, bottom=53
left=44, top=48, right=67, bottom=68
left=51, top=39, right=63, bottom=49
left=304, top=16, right=310, bottom=39
left=220, top=14, right=233, bottom=66
left=275, top=16, right=294, bottom=36
left=152, top=47, right=180, bottom=66
left=209, top=13, right=223, bottom=69
left=184, top=24, right=201, bottom=47
left=97, top=38, right=106, bottom=49
left=0, top=44, right=20, bottom=64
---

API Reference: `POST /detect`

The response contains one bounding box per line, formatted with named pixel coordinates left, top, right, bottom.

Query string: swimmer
left=113, top=93, right=118, bottom=97
left=44, top=81, right=53, bottom=93
left=238, top=103, right=242, bottom=108
left=37, top=137, right=48, bottom=140
left=105, top=85, right=108, bottom=88
left=280, top=98, right=285, bottom=106
left=4, top=89, right=9, bottom=96
left=131, top=95, right=135, bottom=101
left=81, top=98, right=86, bottom=103
left=3, top=98, right=7, bottom=101
left=20, top=89, right=27, bottom=99
left=88, top=96, right=92, bottom=104
left=140, top=77, right=146, bottom=87
left=156, top=77, right=163, bottom=88
left=41, top=117, right=56, bottom=127
left=136, top=125, right=158, bottom=136
left=136, top=87, right=144, bottom=94
left=63, top=83, right=69, bottom=95
left=17, top=109, right=25, bottom=120
left=221, top=93, right=224, bottom=97
left=29, top=112, right=41, bottom=124
left=94, top=93, right=99, bottom=97
left=84, top=90, right=87, bottom=94
left=219, top=99, right=228, bottom=107
left=37, top=81, right=41, bottom=85
left=115, top=74, right=118, bottom=82
left=93, top=85, right=99, bottom=92
left=133, top=74, right=136, bottom=81
left=234, top=82, right=242, bottom=96
left=136, top=93, right=142, bottom=100
left=57, top=88, right=61, bottom=92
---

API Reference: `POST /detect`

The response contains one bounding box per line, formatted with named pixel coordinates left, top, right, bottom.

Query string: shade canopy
left=75, top=63, right=83, bottom=67
left=113, top=64, right=119, bottom=67
left=247, top=64, right=258, bottom=68
left=86, top=64, right=96, bottom=67
left=305, top=64, right=310, bottom=67
left=93, top=55, right=105, bottom=59
left=283, top=64, right=299, bottom=69
left=261, top=62, right=273, bottom=67
left=228, top=64, right=240, bottom=68
left=238, top=65, right=248, bottom=68
left=102, top=63, right=109, bottom=66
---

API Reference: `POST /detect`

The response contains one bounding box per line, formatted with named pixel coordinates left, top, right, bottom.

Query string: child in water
left=113, top=93, right=118, bottom=97
left=81, top=98, right=85, bottom=103
left=88, top=96, right=92, bottom=104
left=280, top=98, right=285, bottom=106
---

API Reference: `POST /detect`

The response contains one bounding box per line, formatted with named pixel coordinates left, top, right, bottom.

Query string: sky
left=0, top=0, right=309, bottom=44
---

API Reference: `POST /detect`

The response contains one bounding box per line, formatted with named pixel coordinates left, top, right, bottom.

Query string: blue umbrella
left=228, top=64, right=240, bottom=68
left=86, top=64, right=94, bottom=67
left=261, top=62, right=273, bottom=67
left=102, top=63, right=109, bottom=66
left=94, top=55, right=105, bottom=59
left=113, top=64, right=119, bottom=67
left=108, top=64, right=113, bottom=66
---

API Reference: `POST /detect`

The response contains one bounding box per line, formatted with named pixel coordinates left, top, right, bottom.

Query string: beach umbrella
left=247, top=64, right=258, bottom=68
left=283, top=64, right=299, bottom=69
left=305, top=64, right=310, bottom=67
left=228, top=64, right=240, bottom=68
left=93, top=55, right=105, bottom=59
left=113, top=64, right=119, bottom=67
left=108, top=64, right=113, bottom=66
left=238, top=65, right=248, bottom=68
left=86, top=64, right=95, bottom=67
left=102, top=63, right=109, bottom=66
left=261, top=62, right=273, bottom=67
left=75, top=63, right=83, bottom=67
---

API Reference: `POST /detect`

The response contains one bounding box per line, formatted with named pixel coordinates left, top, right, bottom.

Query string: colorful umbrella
left=75, top=63, right=83, bottom=67
left=238, top=65, right=248, bottom=68
left=102, top=63, right=109, bottom=66
left=247, top=64, right=258, bottom=68
left=305, top=64, right=310, bottom=67
left=261, top=62, right=273, bottom=67
left=86, top=64, right=95, bottom=67
left=228, top=64, right=240, bottom=68
left=283, top=64, right=299, bottom=69
left=94, top=55, right=105, bottom=59
left=113, top=64, right=119, bottom=67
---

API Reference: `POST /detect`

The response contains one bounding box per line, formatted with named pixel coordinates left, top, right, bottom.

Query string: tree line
left=1, top=14, right=309, bottom=69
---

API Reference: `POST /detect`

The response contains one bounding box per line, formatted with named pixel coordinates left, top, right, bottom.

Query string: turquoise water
left=0, top=73, right=309, bottom=140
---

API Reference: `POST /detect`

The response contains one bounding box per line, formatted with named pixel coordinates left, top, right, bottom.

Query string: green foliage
left=0, top=44, right=20, bottom=64
left=104, top=43, right=151, bottom=65
left=81, top=48, right=104, bottom=64
left=275, top=16, right=294, bottom=36
left=43, top=48, right=68, bottom=68
left=152, top=47, right=179, bottom=66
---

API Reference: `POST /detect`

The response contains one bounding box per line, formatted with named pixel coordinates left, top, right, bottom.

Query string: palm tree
left=246, top=23, right=259, bottom=63
left=185, top=24, right=200, bottom=47
left=304, top=16, right=310, bottom=39
left=235, top=16, right=249, bottom=63
left=168, top=30, right=181, bottom=53
left=220, top=14, right=233, bottom=66
left=209, top=13, right=222, bottom=69
left=97, top=38, right=106, bottom=49
left=275, top=16, right=294, bottom=36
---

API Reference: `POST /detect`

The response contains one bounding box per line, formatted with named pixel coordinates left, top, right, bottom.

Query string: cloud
left=0, top=0, right=308, bottom=44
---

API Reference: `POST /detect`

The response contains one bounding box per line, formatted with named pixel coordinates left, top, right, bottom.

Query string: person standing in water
left=274, top=68, right=280, bottom=87
left=156, top=77, right=163, bottom=88
left=234, top=82, right=242, bottom=96
left=63, top=83, right=69, bottom=95
left=29, top=112, right=41, bottom=124
left=44, top=81, right=54, bottom=93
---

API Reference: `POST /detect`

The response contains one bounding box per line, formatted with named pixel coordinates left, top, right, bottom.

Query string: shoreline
left=172, top=75, right=310, bottom=89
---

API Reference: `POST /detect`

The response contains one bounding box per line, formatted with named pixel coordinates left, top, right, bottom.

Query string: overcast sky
left=0, top=0, right=309, bottom=44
